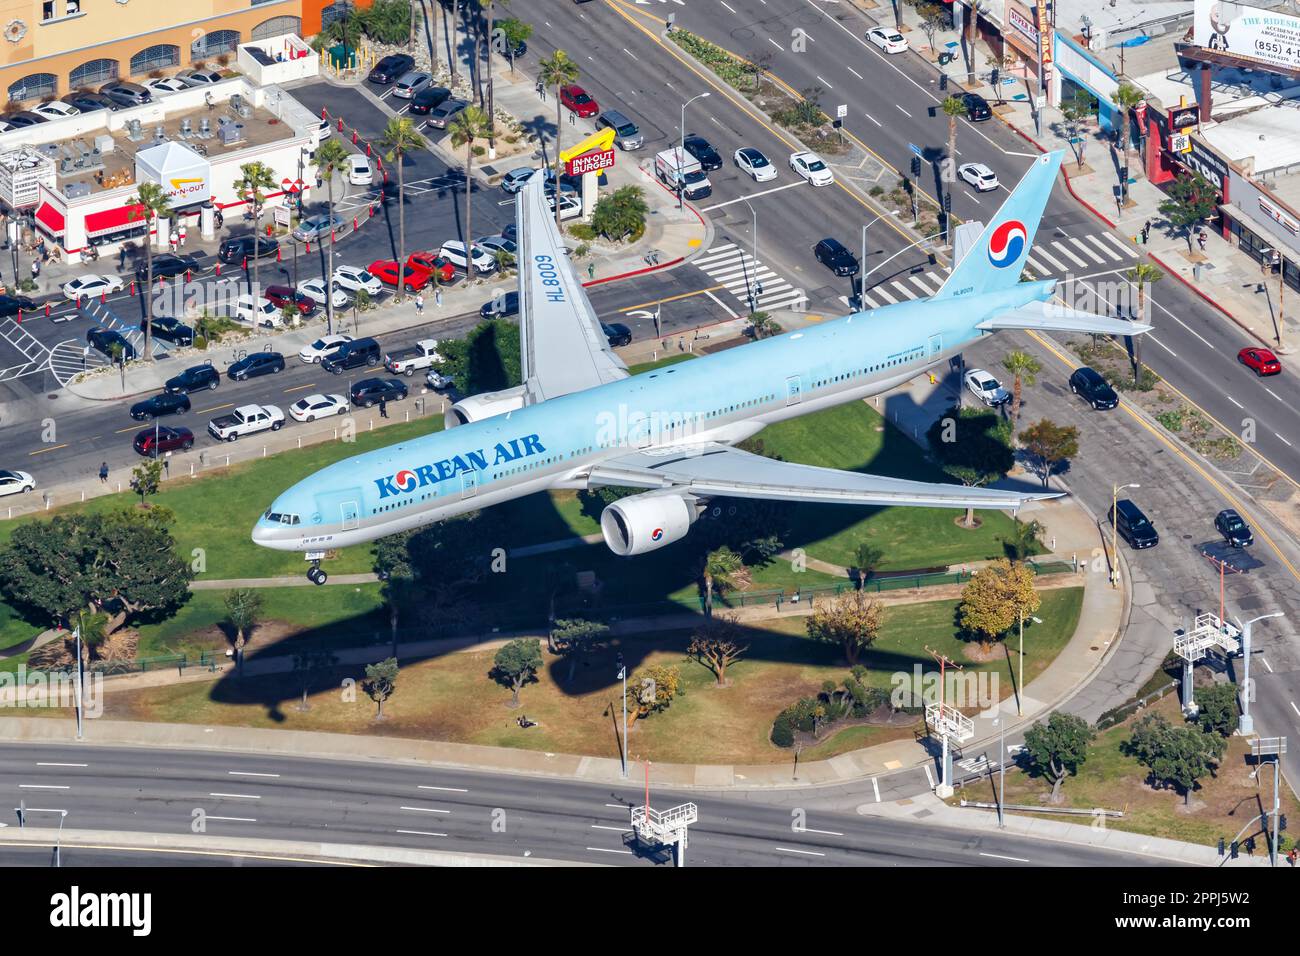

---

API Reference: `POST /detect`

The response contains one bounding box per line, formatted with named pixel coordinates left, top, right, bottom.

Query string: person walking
left=434, top=287, right=443, bottom=308
left=168, top=230, right=179, bottom=254
left=415, top=291, right=424, bottom=316
left=118, top=245, right=127, bottom=270
left=1197, top=228, right=1208, bottom=252
left=99, top=462, right=108, bottom=484
left=1141, top=220, right=1151, bottom=245
left=378, top=396, right=388, bottom=419
left=178, top=223, right=187, bottom=248
left=587, top=262, right=595, bottom=280
left=30, top=258, right=39, bottom=280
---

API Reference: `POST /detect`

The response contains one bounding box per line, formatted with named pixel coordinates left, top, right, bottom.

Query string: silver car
left=292, top=214, right=345, bottom=242
left=426, top=98, right=469, bottom=129
left=393, top=71, right=432, bottom=99
left=500, top=167, right=538, bottom=194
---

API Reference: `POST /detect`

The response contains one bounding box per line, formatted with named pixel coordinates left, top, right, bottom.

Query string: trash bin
left=200, top=202, right=216, bottom=241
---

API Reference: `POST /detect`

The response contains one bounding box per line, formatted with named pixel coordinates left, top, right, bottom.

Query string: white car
left=958, top=162, right=1000, bottom=193
left=476, top=235, right=517, bottom=260
left=32, top=101, right=80, bottom=120
left=440, top=240, right=496, bottom=275
left=297, top=277, right=351, bottom=310
left=347, top=154, right=373, bottom=186
left=964, top=368, right=1012, bottom=407
left=177, top=68, right=223, bottom=87
left=500, top=166, right=538, bottom=194
left=234, top=294, right=283, bottom=329
left=144, top=77, right=189, bottom=95
left=332, top=265, right=383, bottom=295
left=289, top=393, right=350, bottom=422
left=789, top=150, right=834, bottom=187
left=0, top=469, right=35, bottom=497
left=734, top=147, right=777, bottom=182
left=867, top=28, right=909, bottom=54
left=62, top=274, right=125, bottom=301
left=298, top=334, right=353, bottom=364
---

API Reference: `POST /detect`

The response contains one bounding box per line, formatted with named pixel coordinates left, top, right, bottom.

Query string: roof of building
left=1199, top=104, right=1300, bottom=176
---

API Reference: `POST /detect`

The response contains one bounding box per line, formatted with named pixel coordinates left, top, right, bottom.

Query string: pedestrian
left=214, top=208, right=224, bottom=230
left=118, top=245, right=127, bottom=270
left=178, top=224, right=187, bottom=248
left=98, top=462, right=108, bottom=484
left=415, top=291, right=424, bottom=315
left=163, top=457, right=170, bottom=477
left=30, top=258, right=39, bottom=279
left=1141, top=220, right=1151, bottom=245
left=315, top=171, right=323, bottom=190
left=378, top=397, right=388, bottom=419
left=677, top=336, right=684, bottom=352
left=169, top=230, right=178, bottom=253
left=1197, top=228, right=1208, bottom=252
left=434, top=287, right=443, bottom=308
left=587, top=262, right=595, bottom=280
left=36, top=238, right=45, bottom=261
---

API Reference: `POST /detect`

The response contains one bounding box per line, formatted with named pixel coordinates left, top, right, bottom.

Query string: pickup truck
left=384, top=338, right=443, bottom=376
left=207, top=403, right=286, bottom=442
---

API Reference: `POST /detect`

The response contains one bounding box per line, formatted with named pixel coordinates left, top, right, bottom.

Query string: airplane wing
left=587, top=443, right=1061, bottom=509
left=516, top=171, right=628, bottom=402
left=977, top=300, right=1153, bottom=335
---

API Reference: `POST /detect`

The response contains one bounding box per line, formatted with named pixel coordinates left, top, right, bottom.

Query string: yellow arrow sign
left=169, top=177, right=203, bottom=189
left=559, top=127, right=615, bottom=164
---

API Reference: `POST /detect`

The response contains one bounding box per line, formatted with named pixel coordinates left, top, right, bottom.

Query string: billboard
left=566, top=148, right=615, bottom=177
left=1194, top=0, right=1300, bottom=71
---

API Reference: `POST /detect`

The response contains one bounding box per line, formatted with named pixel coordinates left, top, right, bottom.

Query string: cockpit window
left=264, top=511, right=300, bottom=525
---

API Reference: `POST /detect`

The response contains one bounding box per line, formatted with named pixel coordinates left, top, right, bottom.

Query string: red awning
left=84, top=203, right=147, bottom=239
left=34, top=202, right=64, bottom=236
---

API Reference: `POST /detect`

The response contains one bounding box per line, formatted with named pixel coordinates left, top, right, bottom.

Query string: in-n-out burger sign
left=566, top=148, right=615, bottom=177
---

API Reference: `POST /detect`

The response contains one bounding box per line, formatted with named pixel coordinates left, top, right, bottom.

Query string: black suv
left=1214, top=509, right=1254, bottom=548
left=368, top=54, right=415, bottom=85
left=218, top=235, right=280, bottom=264
left=130, top=392, right=192, bottom=421
left=480, top=290, right=519, bottom=319
left=228, top=351, right=285, bottom=382
left=0, top=294, right=37, bottom=318
left=962, top=93, right=992, bottom=121
left=322, top=337, right=382, bottom=375
left=1110, top=499, right=1159, bottom=550
left=409, top=85, right=452, bottom=115
left=351, top=377, right=409, bottom=407
left=136, top=252, right=199, bottom=284
left=62, top=91, right=117, bottom=113
left=164, top=363, right=220, bottom=394
left=87, top=327, right=136, bottom=362
left=1068, top=366, right=1118, bottom=410
left=683, top=135, right=722, bottom=171
left=144, top=316, right=194, bottom=346
left=814, top=238, right=860, bottom=277
left=601, top=322, right=632, bottom=347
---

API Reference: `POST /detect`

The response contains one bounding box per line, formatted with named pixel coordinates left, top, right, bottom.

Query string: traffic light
left=1245, top=836, right=1256, bottom=854
left=1218, top=837, right=1226, bottom=857
left=944, top=192, right=953, bottom=213
left=1282, top=814, right=1289, bottom=832
left=1231, top=840, right=1240, bottom=858
left=940, top=73, right=948, bottom=92
left=991, top=67, right=1000, bottom=87
left=911, top=156, right=921, bottom=178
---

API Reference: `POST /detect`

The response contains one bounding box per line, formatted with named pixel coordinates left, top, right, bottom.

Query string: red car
left=1238, top=346, right=1281, bottom=376
left=369, top=258, right=434, bottom=293
left=264, top=285, right=316, bottom=315
left=133, top=425, right=194, bottom=457
left=560, top=84, right=599, bottom=118
left=406, top=251, right=456, bottom=285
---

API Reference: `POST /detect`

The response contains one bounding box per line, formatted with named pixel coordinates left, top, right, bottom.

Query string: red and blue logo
left=651, top=527, right=664, bottom=541
left=987, top=219, right=1028, bottom=268
left=392, top=469, right=418, bottom=492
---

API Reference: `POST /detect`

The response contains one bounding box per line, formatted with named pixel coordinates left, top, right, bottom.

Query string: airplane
left=254, top=150, right=1150, bottom=583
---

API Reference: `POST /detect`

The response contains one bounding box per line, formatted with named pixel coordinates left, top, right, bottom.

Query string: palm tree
left=237, top=161, right=276, bottom=297
left=481, top=0, right=499, bottom=149
left=940, top=94, right=965, bottom=204
left=314, top=139, right=351, bottom=335
left=1113, top=81, right=1146, bottom=202
left=127, top=181, right=172, bottom=363
left=698, top=546, right=743, bottom=618
left=223, top=587, right=263, bottom=679
left=853, top=542, right=885, bottom=589
left=1127, top=262, right=1163, bottom=384
left=379, top=116, right=426, bottom=304
left=539, top=50, right=580, bottom=232
left=449, top=0, right=461, bottom=85
left=448, top=105, right=492, bottom=274
left=1001, top=350, right=1041, bottom=422
left=319, top=10, right=363, bottom=67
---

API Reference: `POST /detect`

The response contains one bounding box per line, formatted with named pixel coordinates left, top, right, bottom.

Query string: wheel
left=367, top=356, right=378, bottom=366
left=337, top=407, right=347, bottom=415
left=404, top=368, right=413, bottom=377
left=182, top=441, right=193, bottom=451
left=362, top=399, right=373, bottom=408
left=314, top=569, right=327, bottom=585
left=270, top=421, right=282, bottom=431
left=306, top=414, right=316, bottom=423
left=22, top=485, right=32, bottom=493
left=331, top=366, right=341, bottom=375
left=307, top=567, right=320, bottom=584
left=1070, top=383, right=1077, bottom=394
left=274, top=364, right=282, bottom=373
left=227, top=433, right=237, bottom=442
left=208, top=380, right=218, bottom=390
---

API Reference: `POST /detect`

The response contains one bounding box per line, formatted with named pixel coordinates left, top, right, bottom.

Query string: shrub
left=771, top=713, right=795, bottom=748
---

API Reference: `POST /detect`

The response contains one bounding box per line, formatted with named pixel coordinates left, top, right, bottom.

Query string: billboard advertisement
left=1194, top=0, right=1300, bottom=71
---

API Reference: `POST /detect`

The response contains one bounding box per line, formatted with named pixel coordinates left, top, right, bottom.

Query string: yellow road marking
left=194, top=403, right=234, bottom=415
left=0, top=840, right=373, bottom=866
left=28, top=443, right=67, bottom=456
left=282, top=382, right=316, bottom=393
left=618, top=284, right=727, bottom=312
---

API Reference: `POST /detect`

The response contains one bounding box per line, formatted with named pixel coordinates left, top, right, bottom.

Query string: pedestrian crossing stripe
left=692, top=242, right=807, bottom=310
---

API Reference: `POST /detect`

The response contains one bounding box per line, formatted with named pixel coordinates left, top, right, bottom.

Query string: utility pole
left=1235, top=612, right=1283, bottom=735
left=616, top=653, right=628, bottom=779
left=73, top=625, right=83, bottom=740
left=1249, top=737, right=1287, bottom=866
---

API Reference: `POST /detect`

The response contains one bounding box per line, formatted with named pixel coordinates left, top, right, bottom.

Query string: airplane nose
left=251, top=521, right=276, bottom=546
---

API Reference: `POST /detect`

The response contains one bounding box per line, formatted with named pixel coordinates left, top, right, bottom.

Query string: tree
left=223, top=588, right=263, bottom=678
left=926, top=405, right=1015, bottom=527
left=941, top=94, right=966, bottom=199
left=1195, top=682, right=1239, bottom=737
left=957, top=558, right=1040, bottom=650
left=363, top=657, right=400, bottom=719
left=687, top=613, right=749, bottom=686
left=438, top=318, right=521, bottom=395
left=291, top=648, right=338, bottom=711
left=626, top=663, right=681, bottom=722
left=0, top=511, right=191, bottom=635
left=1023, top=712, right=1094, bottom=803
left=539, top=50, right=580, bottom=232
left=1128, top=712, right=1225, bottom=805
left=381, top=574, right=418, bottom=658
left=1060, top=89, right=1098, bottom=165
left=806, top=590, right=884, bottom=665
left=1001, top=350, right=1040, bottom=422
left=698, top=545, right=743, bottom=618
left=479, top=0, right=500, bottom=144
left=314, top=139, right=351, bottom=335
left=590, top=185, right=649, bottom=242
left=1018, top=418, right=1079, bottom=487
left=318, top=8, right=363, bottom=59
left=492, top=638, right=543, bottom=707
left=236, top=161, right=277, bottom=296
left=1112, top=80, right=1146, bottom=199
left=853, top=542, right=885, bottom=588
left=379, top=116, right=426, bottom=304
left=129, top=458, right=162, bottom=505
left=1000, top=517, right=1043, bottom=562
left=743, top=47, right=773, bottom=92
left=497, top=17, right=533, bottom=74
left=1157, top=170, right=1216, bottom=252
left=1126, top=261, right=1163, bottom=384
left=748, top=310, right=782, bottom=337
left=550, top=618, right=609, bottom=683
left=127, top=181, right=172, bottom=363
left=448, top=104, right=492, bottom=273
left=919, top=3, right=948, bottom=51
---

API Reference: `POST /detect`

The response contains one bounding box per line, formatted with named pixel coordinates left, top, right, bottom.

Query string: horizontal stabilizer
left=977, top=301, right=1152, bottom=336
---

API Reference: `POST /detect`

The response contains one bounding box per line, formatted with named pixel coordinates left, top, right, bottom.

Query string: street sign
left=566, top=148, right=616, bottom=177
left=836, top=103, right=848, bottom=119
left=1171, top=133, right=1192, bottom=154
left=908, top=142, right=923, bottom=158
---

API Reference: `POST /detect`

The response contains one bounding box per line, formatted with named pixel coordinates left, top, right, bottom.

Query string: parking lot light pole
left=617, top=652, right=628, bottom=779
left=1110, top=483, right=1140, bottom=588
left=679, top=93, right=710, bottom=210
left=1235, top=612, right=1283, bottom=736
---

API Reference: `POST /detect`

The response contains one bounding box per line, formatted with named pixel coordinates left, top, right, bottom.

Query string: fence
left=21, top=650, right=227, bottom=682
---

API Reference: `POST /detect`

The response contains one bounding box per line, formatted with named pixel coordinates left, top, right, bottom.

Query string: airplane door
left=460, top=470, right=478, bottom=499
left=341, top=500, right=359, bottom=531
left=928, top=334, right=942, bottom=356
left=785, top=375, right=802, bottom=406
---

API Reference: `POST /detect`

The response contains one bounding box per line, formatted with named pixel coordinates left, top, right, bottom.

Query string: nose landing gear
left=306, top=558, right=328, bottom=585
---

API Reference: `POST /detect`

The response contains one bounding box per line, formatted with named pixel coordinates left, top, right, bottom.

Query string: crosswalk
left=850, top=230, right=1140, bottom=311
left=691, top=242, right=809, bottom=313
left=47, top=339, right=107, bottom=387
left=0, top=317, right=50, bottom=383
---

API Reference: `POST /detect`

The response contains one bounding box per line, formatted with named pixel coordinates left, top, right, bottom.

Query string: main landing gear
left=306, top=558, right=328, bottom=586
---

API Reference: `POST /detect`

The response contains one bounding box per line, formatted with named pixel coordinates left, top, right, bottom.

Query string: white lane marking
left=700, top=180, right=804, bottom=210
left=799, top=827, right=844, bottom=836
left=587, top=846, right=633, bottom=855
left=208, top=792, right=261, bottom=799
left=909, top=273, right=938, bottom=294
left=622, top=48, right=639, bottom=61
left=865, top=113, right=881, bottom=127
left=397, top=829, right=448, bottom=837
left=18, top=807, right=66, bottom=813
left=1290, top=700, right=1300, bottom=718
left=591, top=824, right=631, bottom=831
left=417, top=785, right=469, bottom=793
left=1227, top=395, right=1244, bottom=409
left=896, top=104, right=911, bottom=117
left=847, top=66, right=863, bottom=79
left=775, top=846, right=826, bottom=856
left=18, top=784, right=68, bottom=790
left=816, top=75, right=834, bottom=89
left=872, top=777, right=881, bottom=802
left=228, top=771, right=280, bottom=778
left=1068, top=238, right=1107, bottom=265
left=605, top=803, right=626, bottom=809
left=1262, top=656, right=1274, bottom=673
left=1275, top=432, right=1294, bottom=447
left=721, top=1, right=737, bottom=12
left=923, top=764, right=935, bottom=787
left=1051, top=241, right=1089, bottom=268
left=871, top=285, right=898, bottom=304
left=1025, top=255, right=1048, bottom=274
left=1266, top=387, right=1283, bottom=401
left=1084, top=234, right=1125, bottom=261
left=206, top=816, right=257, bottom=822
left=1099, top=231, right=1139, bottom=257
left=1147, top=334, right=1177, bottom=357
left=1033, top=246, right=1068, bottom=271
left=768, top=38, right=784, bottom=51
left=36, top=763, right=86, bottom=768
left=890, top=281, right=918, bottom=300
left=400, top=805, right=451, bottom=813
left=705, top=289, right=739, bottom=318
left=979, top=851, right=1030, bottom=863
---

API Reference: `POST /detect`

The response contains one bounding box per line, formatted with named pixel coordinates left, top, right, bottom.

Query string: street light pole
left=617, top=653, right=628, bottom=779
left=995, top=716, right=1006, bottom=828
left=73, top=625, right=83, bottom=741
left=1018, top=609, right=1024, bottom=717
left=743, top=198, right=758, bottom=313
left=1235, top=612, right=1283, bottom=735
left=856, top=212, right=896, bottom=309
left=1111, top=482, right=1140, bottom=588
left=679, top=92, right=711, bottom=210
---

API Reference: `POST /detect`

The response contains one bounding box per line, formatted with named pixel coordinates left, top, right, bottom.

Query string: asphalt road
left=0, top=742, right=1164, bottom=867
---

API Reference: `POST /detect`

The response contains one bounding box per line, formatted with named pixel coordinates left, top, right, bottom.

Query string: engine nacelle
left=600, top=492, right=699, bottom=556
left=444, top=384, right=528, bottom=428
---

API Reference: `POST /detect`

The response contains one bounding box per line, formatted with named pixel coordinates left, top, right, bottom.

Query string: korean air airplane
left=254, top=151, right=1149, bottom=583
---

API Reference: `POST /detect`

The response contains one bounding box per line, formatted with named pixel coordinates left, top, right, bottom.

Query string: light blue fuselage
left=251, top=281, right=1053, bottom=552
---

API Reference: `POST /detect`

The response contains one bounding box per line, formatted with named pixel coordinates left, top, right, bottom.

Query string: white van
left=654, top=147, right=711, bottom=200
left=234, top=294, right=284, bottom=329
left=347, top=154, right=374, bottom=186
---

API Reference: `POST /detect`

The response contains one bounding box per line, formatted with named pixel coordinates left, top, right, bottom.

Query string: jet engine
left=600, top=491, right=699, bottom=556
left=444, top=384, right=528, bottom=428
